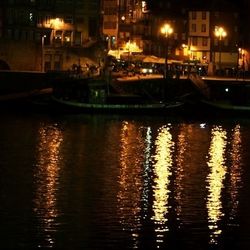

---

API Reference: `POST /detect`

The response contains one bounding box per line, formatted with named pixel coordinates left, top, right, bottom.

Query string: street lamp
left=161, top=23, right=173, bottom=79
left=41, top=35, right=46, bottom=72
left=215, top=26, right=227, bottom=74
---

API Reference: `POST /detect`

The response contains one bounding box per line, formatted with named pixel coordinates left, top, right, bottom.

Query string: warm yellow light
left=125, top=40, right=141, bottom=52
left=161, top=24, right=173, bottom=37
left=215, top=26, right=227, bottom=40
left=50, top=18, right=64, bottom=29
left=206, top=126, right=227, bottom=245
left=151, top=126, right=174, bottom=247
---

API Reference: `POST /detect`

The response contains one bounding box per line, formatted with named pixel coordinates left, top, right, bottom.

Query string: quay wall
left=0, top=70, right=51, bottom=95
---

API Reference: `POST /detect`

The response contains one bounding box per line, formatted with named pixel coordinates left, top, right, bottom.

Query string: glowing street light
left=215, top=26, right=227, bottom=73
left=161, top=24, right=173, bottom=78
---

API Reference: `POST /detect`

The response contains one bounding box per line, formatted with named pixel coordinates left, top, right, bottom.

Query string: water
left=1, top=110, right=250, bottom=249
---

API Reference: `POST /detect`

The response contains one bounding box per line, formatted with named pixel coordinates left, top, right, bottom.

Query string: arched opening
left=0, top=60, right=10, bottom=70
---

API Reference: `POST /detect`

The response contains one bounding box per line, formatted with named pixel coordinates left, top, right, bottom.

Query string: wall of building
left=0, top=40, right=40, bottom=71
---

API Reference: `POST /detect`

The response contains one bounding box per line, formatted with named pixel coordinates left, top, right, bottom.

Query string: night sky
left=147, top=0, right=247, bottom=11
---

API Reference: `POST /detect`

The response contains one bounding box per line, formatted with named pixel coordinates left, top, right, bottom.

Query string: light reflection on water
left=206, top=124, right=243, bottom=246
left=151, top=125, right=174, bottom=248
left=33, top=124, right=63, bottom=248
left=115, top=121, right=244, bottom=249
left=117, top=121, right=145, bottom=248
left=206, top=126, right=228, bottom=245
left=228, top=125, right=242, bottom=221
left=0, top=114, right=247, bottom=249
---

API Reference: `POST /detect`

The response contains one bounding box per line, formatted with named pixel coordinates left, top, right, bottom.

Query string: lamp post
left=161, top=24, right=173, bottom=79
left=41, top=35, right=46, bottom=72
left=215, top=26, right=227, bottom=74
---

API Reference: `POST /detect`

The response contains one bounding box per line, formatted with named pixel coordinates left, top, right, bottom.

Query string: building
left=0, top=0, right=101, bottom=71
left=1, top=0, right=249, bottom=74
left=147, top=0, right=244, bottom=74
left=187, top=11, right=210, bottom=64
left=101, top=0, right=119, bottom=49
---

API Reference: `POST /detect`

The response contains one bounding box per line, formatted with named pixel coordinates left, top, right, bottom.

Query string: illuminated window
left=142, top=1, right=149, bottom=13
left=119, top=32, right=125, bottom=39
left=29, top=12, right=34, bottom=23
left=55, top=30, right=62, bottom=43
left=202, top=52, right=207, bottom=59
left=64, top=31, right=71, bottom=43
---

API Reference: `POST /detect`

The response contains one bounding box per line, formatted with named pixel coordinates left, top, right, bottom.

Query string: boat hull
left=200, top=99, right=250, bottom=117
left=51, top=96, right=184, bottom=115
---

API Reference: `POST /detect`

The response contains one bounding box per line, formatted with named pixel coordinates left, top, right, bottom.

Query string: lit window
left=142, top=1, right=148, bottom=13
left=29, top=12, right=33, bottom=22
left=64, top=31, right=71, bottom=43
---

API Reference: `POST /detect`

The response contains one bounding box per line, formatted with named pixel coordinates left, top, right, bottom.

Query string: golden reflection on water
left=151, top=125, right=174, bottom=247
left=174, top=125, right=187, bottom=220
left=117, top=121, right=145, bottom=248
left=206, top=126, right=227, bottom=245
left=228, top=125, right=242, bottom=221
left=33, top=124, right=63, bottom=248
left=142, top=126, right=153, bottom=219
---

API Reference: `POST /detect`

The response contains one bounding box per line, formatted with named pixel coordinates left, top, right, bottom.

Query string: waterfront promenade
left=0, top=70, right=249, bottom=102
left=115, top=73, right=250, bottom=82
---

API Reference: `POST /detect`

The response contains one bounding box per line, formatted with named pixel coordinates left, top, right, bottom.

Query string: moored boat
left=187, top=75, right=250, bottom=117
left=51, top=76, right=184, bottom=114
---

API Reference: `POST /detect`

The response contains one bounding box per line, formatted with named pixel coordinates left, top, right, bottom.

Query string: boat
left=186, top=74, right=250, bottom=116
left=51, top=76, right=184, bottom=114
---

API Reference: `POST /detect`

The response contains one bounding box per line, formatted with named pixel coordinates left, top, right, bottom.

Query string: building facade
left=0, top=0, right=248, bottom=73
left=0, top=0, right=101, bottom=71
left=188, top=11, right=210, bottom=63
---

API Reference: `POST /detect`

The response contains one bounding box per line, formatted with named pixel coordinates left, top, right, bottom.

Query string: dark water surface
left=1, top=110, right=250, bottom=249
